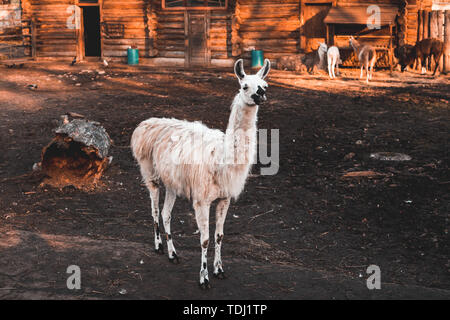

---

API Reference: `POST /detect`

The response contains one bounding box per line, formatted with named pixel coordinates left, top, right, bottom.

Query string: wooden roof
left=324, top=6, right=398, bottom=25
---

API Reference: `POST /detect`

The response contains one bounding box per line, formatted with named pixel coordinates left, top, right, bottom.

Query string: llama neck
left=351, top=40, right=362, bottom=54
left=226, top=93, right=258, bottom=133
left=223, top=93, right=258, bottom=166
left=317, top=49, right=326, bottom=68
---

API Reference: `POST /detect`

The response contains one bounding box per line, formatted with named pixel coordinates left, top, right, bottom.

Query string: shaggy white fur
left=131, top=59, right=271, bottom=288
left=319, top=43, right=341, bottom=79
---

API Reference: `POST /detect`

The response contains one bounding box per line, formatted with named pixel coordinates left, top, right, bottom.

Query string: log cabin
left=0, top=0, right=443, bottom=68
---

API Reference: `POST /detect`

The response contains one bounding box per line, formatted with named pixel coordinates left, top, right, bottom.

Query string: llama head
left=234, top=58, right=270, bottom=106
left=349, top=36, right=357, bottom=47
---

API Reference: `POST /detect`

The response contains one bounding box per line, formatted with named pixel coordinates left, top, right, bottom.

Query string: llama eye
left=243, top=84, right=249, bottom=90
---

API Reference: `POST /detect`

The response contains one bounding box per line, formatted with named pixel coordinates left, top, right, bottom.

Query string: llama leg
left=161, top=188, right=178, bottom=262
left=146, top=180, right=163, bottom=254
left=369, top=61, right=374, bottom=80
left=328, top=58, right=332, bottom=78
left=432, top=54, right=441, bottom=76
left=213, top=198, right=231, bottom=278
left=421, top=57, right=427, bottom=74
left=418, top=57, right=423, bottom=72
left=360, top=65, right=364, bottom=78
left=139, top=160, right=163, bottom=254
left=194, top=201, right=211, bottom=288
left=332, top=59, right=337, bottom=78
left=365, top=63, right=369, bottom=83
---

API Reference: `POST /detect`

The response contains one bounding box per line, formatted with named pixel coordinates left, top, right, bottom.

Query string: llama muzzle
left=251, top=86, right=267, bottom=105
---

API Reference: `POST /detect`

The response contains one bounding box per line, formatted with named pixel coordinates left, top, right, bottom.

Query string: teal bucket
left=127, top=48, right=139, bottom=65
left=251, top=50, right=264, bottom=68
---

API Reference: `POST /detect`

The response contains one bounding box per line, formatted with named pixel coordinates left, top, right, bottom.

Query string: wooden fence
left=416, top=9, right=450, bottom=73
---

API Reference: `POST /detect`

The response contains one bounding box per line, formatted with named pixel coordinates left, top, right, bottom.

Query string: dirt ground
left=0, top=61, right=449, bottom=299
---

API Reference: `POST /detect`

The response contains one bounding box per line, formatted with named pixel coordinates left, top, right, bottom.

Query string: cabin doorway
left=81, top=6, right=101, bottom=57
left=186, top=11, right=210, bottom=67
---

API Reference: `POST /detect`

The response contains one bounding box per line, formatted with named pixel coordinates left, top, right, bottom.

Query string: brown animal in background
left=396, top=44, right=416, bottom=72
left=414, top=38, right=444, bottom=76
left=301, top=46, right=326, bottom=74
left=349, top=36, right=377, bottom=83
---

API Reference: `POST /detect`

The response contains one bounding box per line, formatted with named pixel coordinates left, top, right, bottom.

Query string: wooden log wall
left=153, top=1, right=185, bottom=60
left=210, top=9, right=232, bottom=61
left=20, top=0, right=442, bottom=70
left=153, top=0, right=231, bottom=62
left=102, top=0, right=158, bottom=58
left=236, top=0, right=300, bottom=60
left=29, top=0, right=76, bottom=57
left=0, top=2, right=23, bottom=43
left=0, top=1, right=33, bottom=59
left=396, top=0, right=408, bottom=47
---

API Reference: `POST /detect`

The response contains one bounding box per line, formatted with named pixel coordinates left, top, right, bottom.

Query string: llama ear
left=234, top=59, right=246, bottom=80
left=257, top=59, right=271, bottom=79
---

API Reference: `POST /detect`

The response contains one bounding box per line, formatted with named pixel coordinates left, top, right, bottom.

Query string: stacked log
left=102, top=0, right=150, bottom=58
left=236, top=0, right=300, bottom=61
left=396, top=0, right=408, bottom=48
left=144, top=0, right=158, bottom=57
left=437, top=10, right=444, bottom=71
left=417, top=9, right=423, bottom=42
left=423, top=10, right=430, bottom=39
left=445, top=11, right=450, bottom=73
left=429, top=11, right=438, bottom=70
left=231, top=3, right=242, bottom=57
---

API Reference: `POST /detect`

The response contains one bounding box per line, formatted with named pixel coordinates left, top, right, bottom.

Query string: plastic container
left=127, top=48, right=139, bottom=65
left=251, top=50, right=264, bottom=68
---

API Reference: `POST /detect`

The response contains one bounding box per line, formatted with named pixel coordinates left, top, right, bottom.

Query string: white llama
left=131, top=59, right=271, bottom=289
left=349, top=36, right=377, bottom=83
left=319, top=42, right=341, bottom=79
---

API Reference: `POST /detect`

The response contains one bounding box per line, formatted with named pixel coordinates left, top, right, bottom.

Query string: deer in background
left=349, top=36, right=377, bottom=83
left=131, top=59, right=271, bottom=289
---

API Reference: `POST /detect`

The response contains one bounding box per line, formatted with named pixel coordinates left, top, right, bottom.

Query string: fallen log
left=39, top=118, right=112, bottom=189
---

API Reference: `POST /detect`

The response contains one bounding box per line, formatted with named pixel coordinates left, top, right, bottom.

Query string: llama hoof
left=155, top=246, right=164, bottom=255
left=169, top=253, right=180, bottom=264
left=213, top=270, right=226, bottom=279
left=199, top=280, right=210, bottom=290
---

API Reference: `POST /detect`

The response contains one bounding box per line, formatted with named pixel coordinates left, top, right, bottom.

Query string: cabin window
left=78, top=0, right=99, bottom=3
left=163, top=0, right=227, bottom=9
left=0, top=0, right=11, bottom=4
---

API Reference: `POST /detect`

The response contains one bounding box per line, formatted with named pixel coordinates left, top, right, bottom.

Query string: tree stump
left=40, top=118, right=112, bottom=189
